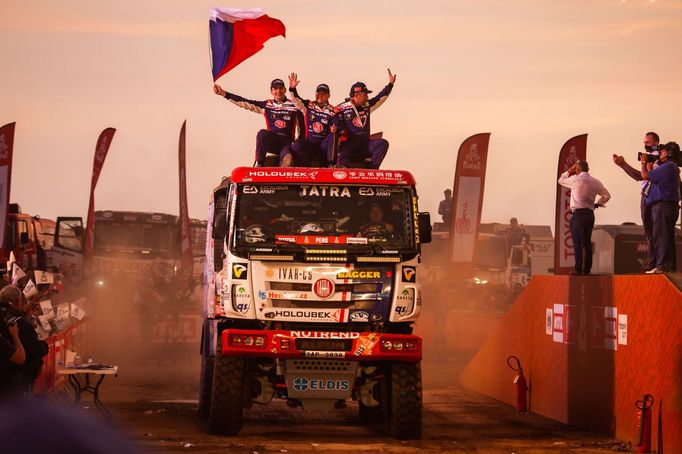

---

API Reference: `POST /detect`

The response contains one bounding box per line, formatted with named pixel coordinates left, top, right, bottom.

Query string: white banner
left=451, top=176, right=481, bottom=262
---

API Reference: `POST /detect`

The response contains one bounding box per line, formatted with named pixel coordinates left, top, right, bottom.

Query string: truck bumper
left=221, top=329, right=422, bottom=362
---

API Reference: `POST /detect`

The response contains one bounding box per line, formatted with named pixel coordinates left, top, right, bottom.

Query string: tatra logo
left=232, top=263, right=248, bottom=279
left=313, top=278, right=335, bottom=298
left=462, top=143, right=482, bottom=170
left=402, top=267, right=416, bottom=283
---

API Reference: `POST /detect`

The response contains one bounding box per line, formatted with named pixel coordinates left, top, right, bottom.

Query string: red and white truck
left=200, top=167, right=432, bottom=439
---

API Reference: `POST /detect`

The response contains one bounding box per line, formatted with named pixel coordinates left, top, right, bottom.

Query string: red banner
left=0, top=123, right=15, bottom=260
left=554, top=134, right=587, bottom=274
left=179, top=120, right=193, bottom=272
left=450, top=133, right=491, bottom=264
left=84, top=128, right=116, bottom=270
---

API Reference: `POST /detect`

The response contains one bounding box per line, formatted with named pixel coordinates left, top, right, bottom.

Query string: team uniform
left=334, top=83, right=393, bottom=168
left=289, top=86, right=336, bottom=167
left=224, top=92, right=301, bottom=165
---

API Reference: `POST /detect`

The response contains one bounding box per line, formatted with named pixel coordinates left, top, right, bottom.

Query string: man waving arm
left=368, top=68, right=396, bottom=113
left=213, top=84, right=265, bottom=114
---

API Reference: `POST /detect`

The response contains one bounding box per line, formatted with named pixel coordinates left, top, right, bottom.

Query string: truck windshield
left=95, top=223, right=176, bottom=255
left=234, top=184, right=414, bottom=250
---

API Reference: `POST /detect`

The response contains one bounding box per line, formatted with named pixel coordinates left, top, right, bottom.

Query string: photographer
left=640, top=141, right=681, bottom=273
left=0, top=286, right=48, bottom=395
left=612, top=131, right=660, bottom=271
left=0, top=311, right=26, bottom=396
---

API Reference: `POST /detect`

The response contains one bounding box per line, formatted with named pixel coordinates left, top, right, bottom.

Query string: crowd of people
left=213, top=69, right=396, bottom=169
left=0, top=264, right=69, bottom=397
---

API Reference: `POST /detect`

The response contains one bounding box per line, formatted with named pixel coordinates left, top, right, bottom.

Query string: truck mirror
left=20, top=231, right=30, bottom=245
left=418, top=212, right=432, bottom=244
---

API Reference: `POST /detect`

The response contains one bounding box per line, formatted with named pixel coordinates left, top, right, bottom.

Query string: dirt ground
left=81, top=354, right=631, bottom=454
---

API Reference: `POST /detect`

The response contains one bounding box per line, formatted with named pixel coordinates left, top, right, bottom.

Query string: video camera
left=638, top=145, right=659, bottom=164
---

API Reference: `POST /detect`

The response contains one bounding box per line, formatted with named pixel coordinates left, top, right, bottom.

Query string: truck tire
left=207, top=352, right=245, bottom=435
left=198, top=353, right=214, bottom=420
left=388, top=362, right=422, bottom=439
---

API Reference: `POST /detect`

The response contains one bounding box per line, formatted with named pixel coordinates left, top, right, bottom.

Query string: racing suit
left=224, top=92, right=301, bottom=165
left=289, top=87, right=336, bottom=167
left=333, top=83, right=393, bottom=168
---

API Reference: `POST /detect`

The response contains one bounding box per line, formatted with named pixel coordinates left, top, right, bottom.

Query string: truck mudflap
left=221, top=329, right=421, bottom=362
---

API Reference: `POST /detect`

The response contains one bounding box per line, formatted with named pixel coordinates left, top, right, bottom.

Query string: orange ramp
left=460, top=274, right=682, bottom=452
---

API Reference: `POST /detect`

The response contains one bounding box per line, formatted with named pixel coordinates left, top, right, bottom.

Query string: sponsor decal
left=232, top=263, right=248, bottom=279
left=299, top=185, right=351, bottom=197
left=312, top=122, right=324, bottom=133
left=265, top=290, right=308, bottom=300
left=349, top=311, right=370, bottom=322
left=371, top=313, right=382, bottom=321
left=346, top=237, right=368, bottom=245
left=278, top=268, right=313, bottom=281
left=352, top=117, right=364, bottom=128
left=234, top=303, right=249, bottom=314
left=313, top=278, right=335, bottom=298
left=274, top=119, right=286, bottom=128
left=292, top=377, right=350, bottom=392
left=265, top=269, right=275, bottom=278
left=395, top=306, right=408, bottom=316
left=463, top=143, right=482, bottom=170
left=333, top=171, right=347, bottom=179
left=402, top=266, right=416, bottom=283
left=263, top=309, right=347, bottom=322
left=246, top=170, right=318, bottom=180
left=354, top=333, right=379, bottom=356
left=289, top=331, right=360, bottom=339
left=258, top=290, right=267, bottom=300
left=243, top=185, right=258, bottom=194
left=337, top=270, right=381, bottom=279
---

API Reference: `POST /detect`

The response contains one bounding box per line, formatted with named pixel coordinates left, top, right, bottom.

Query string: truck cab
left=200, top=167, right=431, bottom=439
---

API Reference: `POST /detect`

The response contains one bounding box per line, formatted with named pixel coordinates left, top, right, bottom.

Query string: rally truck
left=200, top=167, right=432, bottom=439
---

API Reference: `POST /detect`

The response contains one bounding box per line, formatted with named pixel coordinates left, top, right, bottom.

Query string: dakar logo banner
left=0, top=123, right=15, bottom=258
left=450, top=133, right=491, bottom=263
left=554, top=134, right=588, bottom=274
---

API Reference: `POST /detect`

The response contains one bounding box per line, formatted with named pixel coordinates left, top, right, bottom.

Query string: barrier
left=33, top=321, right=85, bottom=394
left=460, top=274, right=682, bottom=452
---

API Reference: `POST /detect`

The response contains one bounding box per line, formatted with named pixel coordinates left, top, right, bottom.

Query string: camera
left=638, top=144, right=659, bottom=163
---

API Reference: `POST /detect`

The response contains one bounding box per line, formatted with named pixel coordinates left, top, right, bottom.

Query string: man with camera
left=558, top=160, right=611, bottom=275
left=612, top=131, right=660, bottom=271
left=0, top=309, right=26, bottom=395
left=640, top=141, right=681, bottom=273
left=0, top=285, right=48, bottom=394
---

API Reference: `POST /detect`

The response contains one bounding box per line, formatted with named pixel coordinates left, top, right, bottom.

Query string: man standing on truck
left=333, top=69, right=396, bottom=168
left=213, top=79, right=302, bottom=167
left=558, top=160, right=611, bottom=275
left=287, top=73, right=337, bottom=167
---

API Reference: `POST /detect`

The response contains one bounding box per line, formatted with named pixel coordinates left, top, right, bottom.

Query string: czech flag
left=210, top=8, right=286, bottom=81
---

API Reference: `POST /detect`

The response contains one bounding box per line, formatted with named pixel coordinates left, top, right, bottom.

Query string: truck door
left=51, top=217, right=84, bottom=281
left=16, top=218, right=37, bottom=269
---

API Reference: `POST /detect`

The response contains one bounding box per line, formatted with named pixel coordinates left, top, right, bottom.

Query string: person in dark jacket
left=640, top=141, right=681, bottom=273
left=0, top=285, right=48, bottom=395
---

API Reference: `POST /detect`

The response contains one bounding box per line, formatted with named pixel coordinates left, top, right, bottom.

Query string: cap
left=349, top=82, right=372, bottom=97
left=316, top=83, right=330, bottom=94
left=270, top=79, right=285, bottom=89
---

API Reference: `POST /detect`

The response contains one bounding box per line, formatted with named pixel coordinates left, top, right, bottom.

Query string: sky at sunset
left=1, top=0, right=681, bottom=231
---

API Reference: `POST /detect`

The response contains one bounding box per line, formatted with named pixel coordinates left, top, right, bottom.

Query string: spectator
left=0, top=312, right=26, bottom=396
left=0, top=285, right=48, bottom=395
left=558, top=160, right=611, bottom=275
left=438, top=189, right=453, bottom=230
left=612, top=131, right=660, bottom=271
left=640, top=141, right=681, bottom=273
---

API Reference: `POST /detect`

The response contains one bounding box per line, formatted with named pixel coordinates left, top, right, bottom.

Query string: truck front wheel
left=198, top=352, right=214, bottom=420
left=388, top=362, right=422, bottom=439
left=207, top=352, right=245, bottom=435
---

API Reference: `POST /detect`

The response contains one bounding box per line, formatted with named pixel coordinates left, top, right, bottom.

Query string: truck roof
left=230, top=167, right=416, bottom=185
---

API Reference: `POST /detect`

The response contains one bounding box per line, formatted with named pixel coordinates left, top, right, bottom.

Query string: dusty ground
left=81, top=355, right=630, bottom=454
